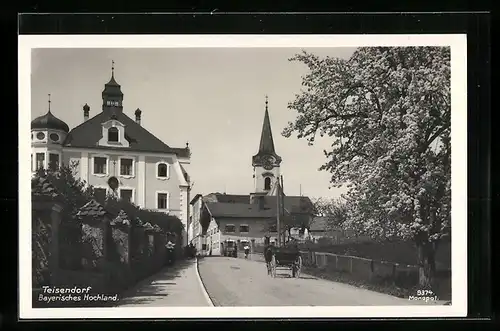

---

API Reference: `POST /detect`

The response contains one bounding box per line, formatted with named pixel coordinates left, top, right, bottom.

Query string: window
left=119, top=158, right=134, bottom=176
left=119, top=189, right=133, bottom=203
left=50, top=133, right=59, bottom=142
left=48, top=153, right=60, bottom=171
left=36, top=132, right=45, bottom=140
left=239, top=225, right=249, bottom=233
left=157, top=192, right=169, bottom=210
left=224, top=224, right=235, bottom=233
left=93, top=157, right=107, bottom=175
left=36, top=153, right=45, bottom=170
left=201, top=244, right=207, bottom=251
left=157, top=162, right=169, bottom=179
left=108, top=127, right=119, bottom=142
left=264, top=177, right=271, bottom=190
left=106, top=100, right=119, bottom=107
left=94, top=188, right=107, bottom=202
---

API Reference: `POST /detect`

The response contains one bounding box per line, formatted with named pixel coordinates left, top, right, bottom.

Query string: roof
left=203, top=193, right=314, bottom=220
left=180, top=163, right=190, bottom=182
left=63, top=110, right=190, bottom=157
left=76, top=199, right=111, bottom=219
left=31, top=110, right=70, bottom=133
left=190, top=193, right=203, bottom=205
left=102, top=73, right=123, bottom=97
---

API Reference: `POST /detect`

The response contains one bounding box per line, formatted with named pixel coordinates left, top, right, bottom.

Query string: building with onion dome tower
left=30, top=61, right=192, bottom=246
left=31, top=94, right=70, bottom=172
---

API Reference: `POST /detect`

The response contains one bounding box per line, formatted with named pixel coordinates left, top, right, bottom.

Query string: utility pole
left=280, top=175, right=285, bottom=246
left=276, top=177, right=281, bottom=247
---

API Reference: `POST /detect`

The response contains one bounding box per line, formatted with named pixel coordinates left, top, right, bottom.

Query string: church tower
left=252, top=96, right=282, bottom=195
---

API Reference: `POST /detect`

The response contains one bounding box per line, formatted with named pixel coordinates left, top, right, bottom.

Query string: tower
left=102, top=60, right=124, bottom=114
left=30, top=94, right=69, bottom=173
left=252, top=96, right=282, bottom=194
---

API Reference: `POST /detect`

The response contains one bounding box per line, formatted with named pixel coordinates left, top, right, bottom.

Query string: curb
left=195, top=257, right=215, bottom=307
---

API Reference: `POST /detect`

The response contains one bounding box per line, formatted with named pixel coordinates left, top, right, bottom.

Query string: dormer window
left=99, top=119, right=129, bottom=148
left=108, top=127, right=119, bottom=142
left=36, top=132, right=45, bottom=140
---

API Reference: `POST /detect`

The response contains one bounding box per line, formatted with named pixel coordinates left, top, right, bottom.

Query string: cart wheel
left=295, top=256, right=302, bottom=278
left=270, top=255, right=277, bottom=278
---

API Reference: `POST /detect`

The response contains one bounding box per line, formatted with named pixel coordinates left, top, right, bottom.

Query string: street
left=197, top=256, right=445, bottom=306
left=115, top=259, right=212, bottom=307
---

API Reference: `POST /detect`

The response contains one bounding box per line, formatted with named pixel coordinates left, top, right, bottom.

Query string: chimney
left=135, top=108, right=142, bottom=125
left=83, top=103, right=90, bottom=122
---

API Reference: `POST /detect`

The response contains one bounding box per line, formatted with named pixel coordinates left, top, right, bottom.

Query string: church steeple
left=257, top=95, right=276, bottom=155
left=252, top=96, right=282, bottom=194
left=102, top=60, right=124, bottom=113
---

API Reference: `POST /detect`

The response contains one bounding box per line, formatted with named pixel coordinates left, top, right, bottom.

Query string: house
left=30, top=62, right=192, bottom=246
left=189, top=96, right=314, bottom=255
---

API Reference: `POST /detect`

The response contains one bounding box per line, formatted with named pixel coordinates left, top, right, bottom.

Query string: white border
left=19, top=34, right=467, bottom=319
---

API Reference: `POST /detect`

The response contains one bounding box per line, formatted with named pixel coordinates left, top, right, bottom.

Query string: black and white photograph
left=19, top=35, right=467, bottom=319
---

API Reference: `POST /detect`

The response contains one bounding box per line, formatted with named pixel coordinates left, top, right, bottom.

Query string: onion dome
left=31, top=94, right=70, bottom=133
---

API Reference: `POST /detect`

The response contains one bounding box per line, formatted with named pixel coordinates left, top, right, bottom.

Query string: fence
left=32, top=197, right=182, bottom=307
left=237, top=247, right=451, bottom=295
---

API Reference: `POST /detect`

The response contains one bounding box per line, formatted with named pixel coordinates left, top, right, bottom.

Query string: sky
left=31, top=47, right=357, bottom=199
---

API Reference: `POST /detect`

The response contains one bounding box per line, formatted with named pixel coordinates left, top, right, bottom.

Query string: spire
left=258, top=95, right=276, bottom=155
left=47, top=93, right=51, bottom=112
left=106, top=59, right=120, bottom=86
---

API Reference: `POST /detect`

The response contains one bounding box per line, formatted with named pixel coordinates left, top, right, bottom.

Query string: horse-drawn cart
left=266, top=245, right=302, bottom=278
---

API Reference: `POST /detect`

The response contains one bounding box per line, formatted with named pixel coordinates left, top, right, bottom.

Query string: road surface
left=116, top=259, right=212, bottom=307
left=198, top=256, right=445, bottom=306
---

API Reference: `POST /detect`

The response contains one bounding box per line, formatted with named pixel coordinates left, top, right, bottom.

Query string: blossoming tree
left=283, top=47, right=451, bottom=287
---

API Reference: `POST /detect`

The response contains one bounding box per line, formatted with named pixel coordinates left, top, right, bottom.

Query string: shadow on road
left=116, top=259, right=195, bottom=306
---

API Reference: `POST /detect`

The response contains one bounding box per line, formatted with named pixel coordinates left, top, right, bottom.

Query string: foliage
left=312, top=197, right=349, bottom=230
left=284, top=47, right=451, bottom=286
left=32, top=212, right=51, bottom=287
left=81, top=224, right=105, bottom=270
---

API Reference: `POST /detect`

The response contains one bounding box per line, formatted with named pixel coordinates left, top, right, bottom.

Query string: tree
left=283, top=47, right=451, bottom=288
left=312, top=197, right=349, bottom=230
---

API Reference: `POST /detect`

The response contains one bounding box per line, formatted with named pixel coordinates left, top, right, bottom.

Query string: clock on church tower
left=263, top=155, right=276, bottom=170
